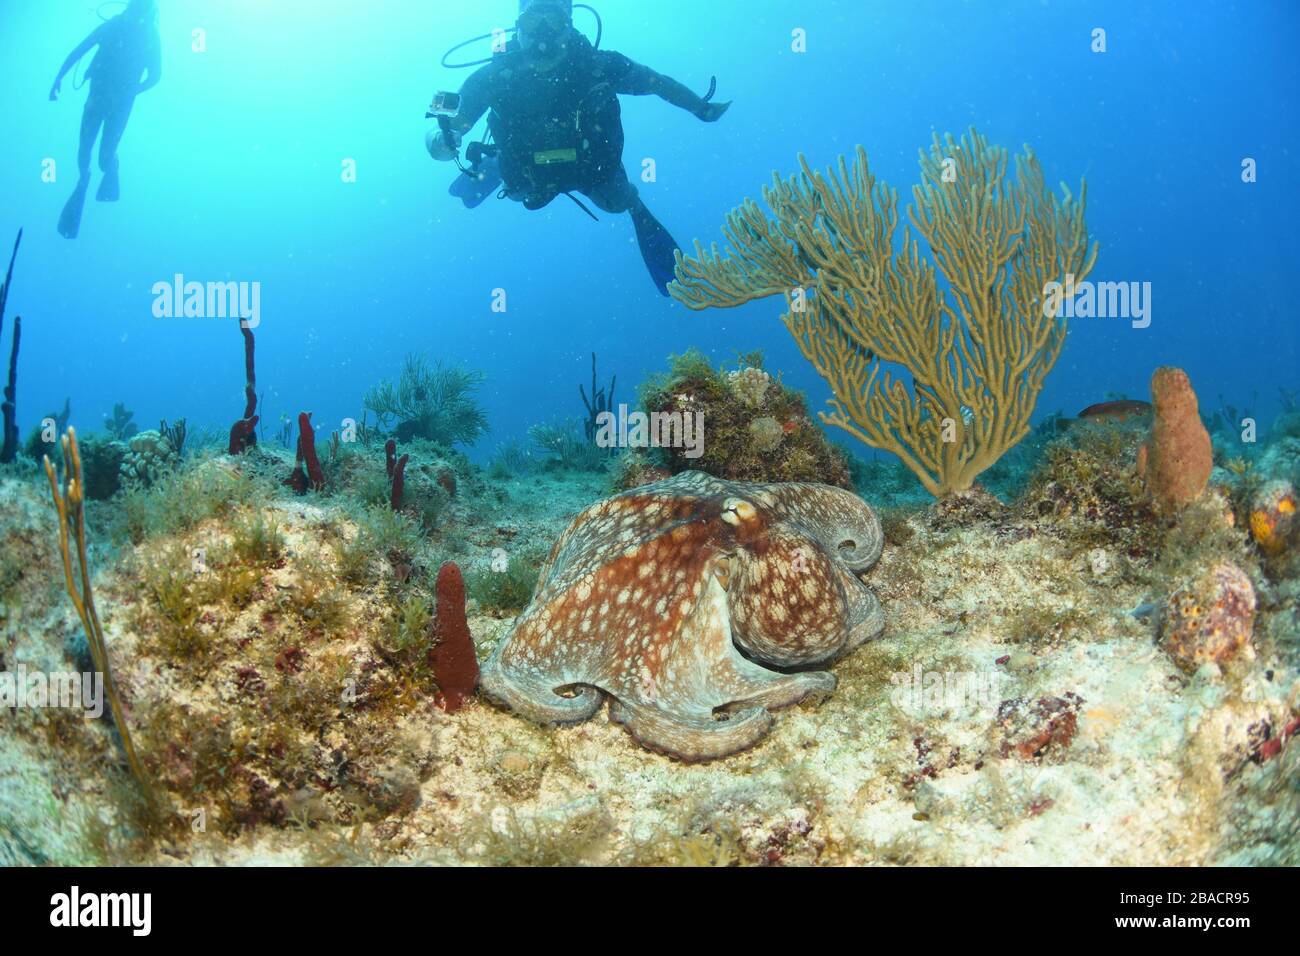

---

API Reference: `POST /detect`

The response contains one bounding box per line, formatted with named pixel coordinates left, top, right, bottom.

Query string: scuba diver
left=49, top=0, right=162, bottom=239
left=427, top=0, right=731, bottom=295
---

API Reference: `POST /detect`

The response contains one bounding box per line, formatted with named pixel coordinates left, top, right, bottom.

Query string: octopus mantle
left=480, top=472, right=885, bottom=761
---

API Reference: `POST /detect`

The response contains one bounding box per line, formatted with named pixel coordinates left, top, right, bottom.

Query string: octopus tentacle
left=841, top=566, right=887, bottom=650
left=608, top=699, right=773, bottom=763
left=755, top=482, right=884, bottom=572
left=716, top=668, right=837, bottom=712
left=479, top=654, right=603, bottom=725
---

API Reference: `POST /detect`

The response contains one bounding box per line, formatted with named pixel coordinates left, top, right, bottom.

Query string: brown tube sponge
left=1136, top=366, right=1212, bottom=510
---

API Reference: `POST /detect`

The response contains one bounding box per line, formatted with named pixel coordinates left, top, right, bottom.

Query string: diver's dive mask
left=516, top=5, right=572, bottom=56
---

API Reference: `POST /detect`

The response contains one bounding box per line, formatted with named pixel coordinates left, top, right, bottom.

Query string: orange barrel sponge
left=1159, top=562, right=1256, bottom=672
left=1136, top=366, right=1213, bottom=509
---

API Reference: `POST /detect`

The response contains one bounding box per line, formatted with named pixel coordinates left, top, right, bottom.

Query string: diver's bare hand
left=696, top=100, right=731, bottom=122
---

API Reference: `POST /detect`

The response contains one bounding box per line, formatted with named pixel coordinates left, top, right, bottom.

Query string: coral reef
left=727, top=364, right=772, bottom=408
left=119, top=429, right=180, bottom=491
left=1159, top=562, right=1257, bottom=673
left=633, top=350, right=851, bottom=487
left=1137, top=366, right=1213, bottom=510
left=4, top=299, right=1299, bottom=865
left=4, top=408, right=1297, bottom=865
left=364, top=354, right=488, bottom=447
left=429, top=562, right=479, bottom=713
left=671, top=129, right=1097, bottom=497
left=1017, top=421, right=1156, bottom=556
left=480, top=471, right=884, bottom=761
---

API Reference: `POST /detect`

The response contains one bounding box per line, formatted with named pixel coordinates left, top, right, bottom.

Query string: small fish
left=1128, top=601, right=1159, bottom=621
left=1077, top=399, right=1152, bottom=422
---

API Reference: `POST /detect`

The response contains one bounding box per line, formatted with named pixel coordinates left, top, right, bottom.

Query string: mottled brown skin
left=1136, top=366, right=1212, bottom=510
left=479, top=472, right=885, bottom=761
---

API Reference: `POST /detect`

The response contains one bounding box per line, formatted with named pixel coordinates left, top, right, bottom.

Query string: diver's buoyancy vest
left=486, top=35, right=626, bottom=206
left=86, top=17, right=154, bottom=90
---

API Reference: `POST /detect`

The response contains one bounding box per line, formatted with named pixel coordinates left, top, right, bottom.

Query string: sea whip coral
left=672, top=129, right=1098, bottom=497
left=228, top=323, right=259, bottom=454
left=428, top=562, right=478, bottom=712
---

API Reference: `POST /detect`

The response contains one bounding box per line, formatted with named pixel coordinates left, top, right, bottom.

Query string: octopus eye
left=720, top=498, right=757, bottom=525
left=838, top=538, right=858, bottom=557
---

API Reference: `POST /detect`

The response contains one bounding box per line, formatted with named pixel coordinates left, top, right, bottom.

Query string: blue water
left=2, top=0, right=1297, bottom=465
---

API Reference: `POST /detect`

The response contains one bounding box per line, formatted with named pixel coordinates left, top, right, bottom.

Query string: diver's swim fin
left=630, top=200, right=680, bottom=297
left=449, top=155, right=502, bottom=209
left=58, top=179, right=90, bottom=239
left=96, top=167, right=120, bottom=202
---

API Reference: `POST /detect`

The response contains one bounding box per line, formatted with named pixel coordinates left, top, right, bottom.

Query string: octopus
left=479, top=471, right=885, bottom=762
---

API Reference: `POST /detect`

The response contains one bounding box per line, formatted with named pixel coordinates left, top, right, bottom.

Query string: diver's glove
left=425, top=126, right=462, bottom=162
left=695, top=100, right=732, bottom=122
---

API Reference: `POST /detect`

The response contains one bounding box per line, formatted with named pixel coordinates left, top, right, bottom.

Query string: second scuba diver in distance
left=49, top=0, right=162, bottom=239
left=427, top=0, right=731, bottom=296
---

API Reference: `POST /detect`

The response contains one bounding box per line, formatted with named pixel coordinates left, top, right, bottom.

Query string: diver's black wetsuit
left=50, top=7, right=161, bottom=238
left=448, top=32, right=720, bottom=215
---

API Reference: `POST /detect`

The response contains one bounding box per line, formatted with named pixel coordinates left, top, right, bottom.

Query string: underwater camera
left=425, top=91, right=462, bottom=118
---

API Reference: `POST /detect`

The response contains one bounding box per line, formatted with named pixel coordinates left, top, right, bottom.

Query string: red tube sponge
left=428, top=562, right=478, bottom=713
left=228, top=324, right=259, bottom=454
left=288, top=412, right=324, bottom=493
left=391, top=453, right=410, bottom=512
